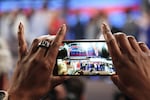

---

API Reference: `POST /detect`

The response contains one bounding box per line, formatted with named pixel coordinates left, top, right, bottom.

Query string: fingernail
left=102, top=23, right=111, bottom=34
left=62, top=24, right=66, bottom=30
left=127, top=36, right=136, bottom=41
left=19, top=22, right=22, bottom=27
left=59, top=24, right=64, bottom=31
left=138, top=42, right=145, bottom=46
left=18, top=22, right=23, bottom=31
left=59, top=24, right=66, bottom=34
left=101, top=23, right=107, bottom=39
left=101, top=23, right=114, bottom=42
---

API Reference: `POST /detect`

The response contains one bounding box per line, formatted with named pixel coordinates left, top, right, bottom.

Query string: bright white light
left=80, top=42, right=91, bottom=51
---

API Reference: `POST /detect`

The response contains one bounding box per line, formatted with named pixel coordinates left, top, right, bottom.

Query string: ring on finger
left=38, top=40, right=50, bottom=48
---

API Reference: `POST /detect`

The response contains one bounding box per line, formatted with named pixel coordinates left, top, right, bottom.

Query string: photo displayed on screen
left=56, top=41, right=115, bottom=75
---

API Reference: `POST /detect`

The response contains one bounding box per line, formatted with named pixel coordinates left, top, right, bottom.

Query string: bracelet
left=0, top=90, right=9, bottom=100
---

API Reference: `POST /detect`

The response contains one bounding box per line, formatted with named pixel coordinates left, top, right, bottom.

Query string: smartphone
left=54, top=39, right=115, bottom=76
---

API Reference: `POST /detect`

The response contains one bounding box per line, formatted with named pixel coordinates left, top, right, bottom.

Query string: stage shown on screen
left=56, top=41, right=115, bottom=75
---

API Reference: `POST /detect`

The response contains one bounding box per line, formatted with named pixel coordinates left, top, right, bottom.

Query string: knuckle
left=52, top=42, right=60, bottom=48
left=32, top=38, right=40, bottom=44
left=45, top=38, right=52, bottom=43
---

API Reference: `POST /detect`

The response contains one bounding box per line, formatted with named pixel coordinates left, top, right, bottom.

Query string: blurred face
left=55, top=84, right=67, bottom=100
left=55, top=85, right=86, bottom=100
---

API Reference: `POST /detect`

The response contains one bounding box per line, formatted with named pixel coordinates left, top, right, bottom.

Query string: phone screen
left=54, top=40, right=115, bottom=76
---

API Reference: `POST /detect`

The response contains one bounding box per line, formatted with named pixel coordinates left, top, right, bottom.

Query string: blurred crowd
left=0, top=0, right=149, bottom=100
left=0, top=0, right=150, bottom=65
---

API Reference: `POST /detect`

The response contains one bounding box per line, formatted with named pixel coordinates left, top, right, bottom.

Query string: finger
left=35, top=36, right=55, bottom=57
left=18, top=22, right=27, bottom=59
left=51, top=76, right=69, bottom=88
left=46, top=24, right=67, bottom=61
left=28, top=39, right=40, bottom=55
left=114, top=33, right=133, bottom=55
left=101, top=23, right=122, bottom=59
left=138, top=42, right=150, bottom=53
left=36, top=40, right=49, bottom=57
left=127, top=36, right=142, bottom=52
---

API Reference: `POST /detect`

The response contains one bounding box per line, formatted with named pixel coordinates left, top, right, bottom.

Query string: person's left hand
left=8, top=23, right=67, bottom=100
left=101, top=23, right=150, bottom=100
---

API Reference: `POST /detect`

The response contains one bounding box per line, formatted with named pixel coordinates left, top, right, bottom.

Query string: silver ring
left=38, top=40, right=50, bottom=48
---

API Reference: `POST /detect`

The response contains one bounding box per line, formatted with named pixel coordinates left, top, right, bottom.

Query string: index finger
left=101, top=23, right=122, bottom=58
left=18, top=22, right=27, bottom=59
left=46, top=24, right=67, bottom=60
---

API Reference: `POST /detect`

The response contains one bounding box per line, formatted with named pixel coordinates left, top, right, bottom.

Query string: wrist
left=0, top=90, right=9, bottom=100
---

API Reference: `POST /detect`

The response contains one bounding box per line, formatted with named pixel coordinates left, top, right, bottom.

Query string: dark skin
left=7, top=22, right=150, bottom=100
left=101, top=23, right=150, bottom=100
left=8, top=23, right=68, bottom=100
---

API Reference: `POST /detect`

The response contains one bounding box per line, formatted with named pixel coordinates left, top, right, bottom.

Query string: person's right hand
left=101, top=23, right=150, bottom=100
left=8, top=23, right=67, bottom=100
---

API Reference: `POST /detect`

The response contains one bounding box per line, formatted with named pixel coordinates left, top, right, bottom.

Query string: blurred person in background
left=85, top=11, right=120, bottom=39
left=85, top=11, right=106, bottom=39
left=137, top=0, right=150, bottom=48
left=0, top=8, right=29, bottom=66
left=62, top=77, right=85, bottom=100
left=0, top=38, right=12, bottom=90
left=70, top=11, right=85, bottom=39
left=85, top=16, right=99, bottom=39
left=114, top=92, right=130, bottom=100
left=122, top=8, right=139, bottom=39
left=138, top=13, right=150, bottom=48
left=24, top=8, right=36, bottom=45
left=0, top=11, right=10, bottom=38
left=30, top=1, right=52, bottom=42
left=45, top=77, right=86, bottom=100
left=48, top=11, right=66, bottom=36
left=11, top=8, right=30, bottom=43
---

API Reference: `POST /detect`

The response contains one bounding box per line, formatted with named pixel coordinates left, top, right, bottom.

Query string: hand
left=101, top=23, right=150, bottom=100
left=8, top=23, right=67, bottom=100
